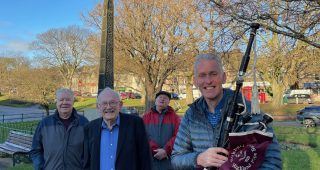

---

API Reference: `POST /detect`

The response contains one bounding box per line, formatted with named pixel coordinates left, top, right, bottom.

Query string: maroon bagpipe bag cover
left=219, top=130, right=273, bottom=170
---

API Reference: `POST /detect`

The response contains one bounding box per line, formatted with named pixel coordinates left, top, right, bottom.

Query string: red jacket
left=142, top=106, right=180, bottom=156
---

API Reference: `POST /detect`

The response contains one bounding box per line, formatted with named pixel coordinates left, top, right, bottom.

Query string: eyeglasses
left=99, top=101, right=120, bottom=108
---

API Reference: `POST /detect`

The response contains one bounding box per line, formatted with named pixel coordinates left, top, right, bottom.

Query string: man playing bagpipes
left=171, top=52, right=282, bottom=170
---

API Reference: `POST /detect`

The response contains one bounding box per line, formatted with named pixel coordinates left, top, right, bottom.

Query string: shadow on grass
left=276, top=126, right=320, bottom=169
left=282, top=149, right=310, bottom=170
left=0, top=99, right=35, bottom=108
left=8, top=163, right=33, bottom=170
left=307, top=128, right=320, bottom=169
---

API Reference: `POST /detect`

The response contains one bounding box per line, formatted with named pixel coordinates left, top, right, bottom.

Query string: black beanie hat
left=155, top=91, right=171, bottom=100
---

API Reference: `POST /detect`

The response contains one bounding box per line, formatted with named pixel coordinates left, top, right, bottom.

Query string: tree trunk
left=41, top=103, right=50, bottom=116
left=271, top=80, right=285, bottom=108
left=144, top=81, right=156, bottom=112
left=186, top=75, right=194, bottom=105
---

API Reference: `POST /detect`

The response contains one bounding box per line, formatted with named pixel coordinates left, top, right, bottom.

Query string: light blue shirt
left=100, top=116, right=120, bottom=170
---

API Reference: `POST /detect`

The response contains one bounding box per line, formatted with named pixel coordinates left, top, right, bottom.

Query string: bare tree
left=256, top=30, right=319, bottom=107
left=82, top=0, right=205, bottom=110
left=0, top=55, right=61, bottom=115
left=0, top=56, right=30, bottom=95
left=32, top=25, right=95, bottom=88
left=20, top=67, right=61, bottom=115
left=0, top=57, right=17, bottom=94
left=116, top=0, right=206, bottom=109
left=203, top=0, right=319, bottom=106
left=209, top=0, right=320, bottom=48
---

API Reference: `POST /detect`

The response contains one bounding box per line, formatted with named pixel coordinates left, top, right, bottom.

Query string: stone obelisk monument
left=98, top=0, right=114, bottom=92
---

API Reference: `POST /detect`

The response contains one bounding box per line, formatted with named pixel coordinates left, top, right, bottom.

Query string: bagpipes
left=216, top=23, right=274, bottom=170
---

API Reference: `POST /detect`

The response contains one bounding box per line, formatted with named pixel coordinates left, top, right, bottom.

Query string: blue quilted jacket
left=171, top=89, right=282, bottom=170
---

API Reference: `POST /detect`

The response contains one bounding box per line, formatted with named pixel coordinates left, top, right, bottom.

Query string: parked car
left=82, top=92, right=92, bottom=97
left=126, top=92, right=136, bottom=99
left=283, top=89, right=312, bottom=98
left=178, top=93, right=186, bottom=99
left=171, top=93, right=180, bottom=100
left=296, top=105, right=320, bottom=127
left=73, top=91, right=81, bottom=96
left=120, top=92, right=139, bottom=99
left=120, top=92, right=128, bottom=100
left=121, top=106, right=139, bottom=116
left=286, top=94, right=313, bottom=104
left=134, top=93, right=142, bottom=99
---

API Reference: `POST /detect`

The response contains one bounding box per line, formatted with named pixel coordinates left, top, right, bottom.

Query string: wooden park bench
left=0, top=130, right=33, bottom=166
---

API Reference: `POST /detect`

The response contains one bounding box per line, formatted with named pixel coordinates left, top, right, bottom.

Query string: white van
left=193, top=86, right=201, bottom=100
left=284, top=89, right=312, bottom=97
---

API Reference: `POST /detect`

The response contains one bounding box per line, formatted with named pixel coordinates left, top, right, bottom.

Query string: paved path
left=273, top=121, right=301, bottom=127
left=0, top=105, right=50, bottom=122
left=82, top=108, right=100, bottom=121
left=0, top=105, right=45, bottom=115
left=0, top=105, right=100, bottom=122
left=0, top=157, right=12, bottom=170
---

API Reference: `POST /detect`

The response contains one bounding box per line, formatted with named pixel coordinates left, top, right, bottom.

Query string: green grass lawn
left=8, top=163, right=33, bottom=170
left=275, top=126, right=320, bottom=170
left=74, top=97, right=97, bottom=110
left=122, top=99, right=144, bottom=106
left=260, top=103, right=308, bottom=115
left=0, top=96, right=35, bottom=108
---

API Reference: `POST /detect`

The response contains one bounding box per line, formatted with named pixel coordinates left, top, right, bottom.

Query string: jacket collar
left=189, top=88, right=235, bottom=115
left=53, top=108, right=79, bottom=124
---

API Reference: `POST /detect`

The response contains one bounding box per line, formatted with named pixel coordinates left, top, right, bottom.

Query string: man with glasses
left=83, top=87, right=152, bottom=170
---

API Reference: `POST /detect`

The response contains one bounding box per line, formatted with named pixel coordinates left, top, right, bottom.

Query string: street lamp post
left=98, top=0, right=114, bottom=92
